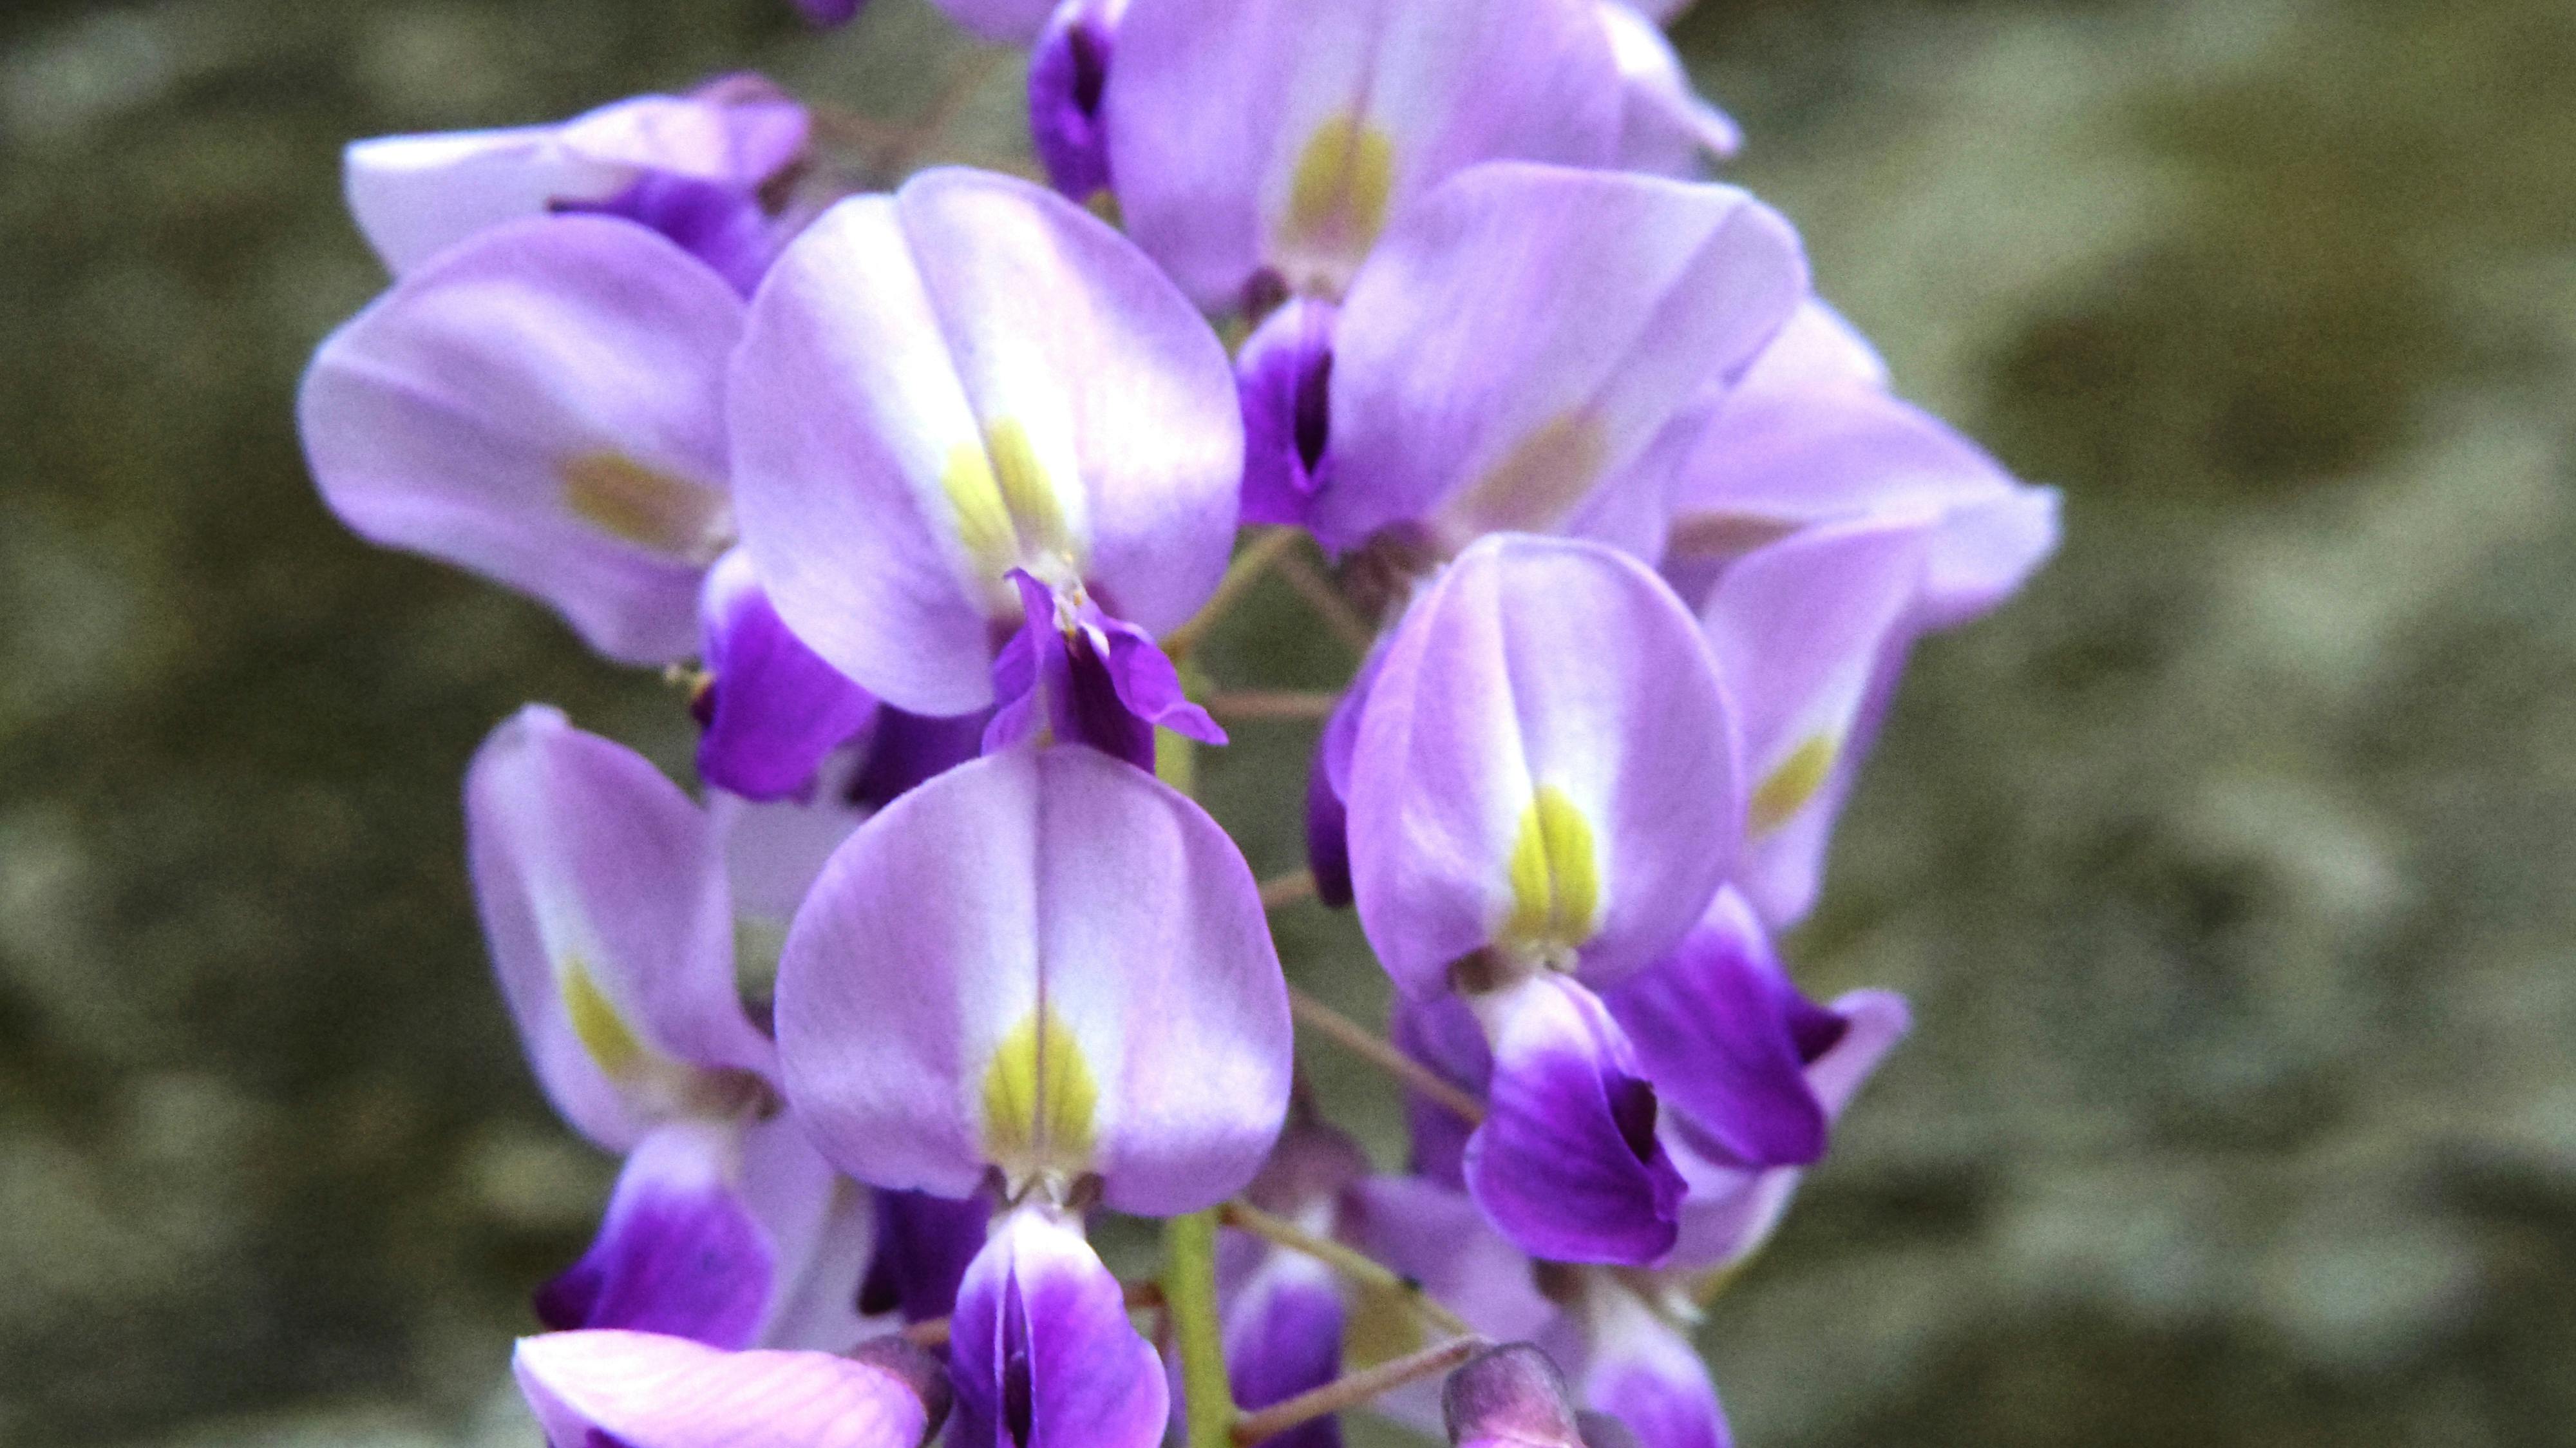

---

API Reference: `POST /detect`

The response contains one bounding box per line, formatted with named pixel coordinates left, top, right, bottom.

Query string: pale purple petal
left=556, top=84, right=812, bottom=189
left=696, top=549, right=881, bottom=803
left=1600, top=890, right=1824, bottom=1169
left=1391, top=993, right=1489, bottom=1189
left=1314, top=164, right=1806, bottom=556
left=1444, top=1342, right=1586, bottom=1448
left=1347, top=535, right=1738, bottom=998
left=301, top=216, right=741, bottom=665
left=1731, top=300, right=1886, bottom=397
left=536, top=1119, right=776, bottom=1348
left=514, top=1328, right=946, bottom=1448
left=777, top=747, right=1289, bottom=1214
left=951, top=1208, right=1168, bottom=1448
left=861, top=1188, right=994, bottom=1325
left=1695, top=518, right=1929, bottom=927
left=1597, top=4, right=1739, bottom=176
left=1106, top=0, right=1624, bottom=309
left=466, top=707, right=770, bottom=1148
left=1464, top=976, right=1685, bottom=1266
left=759, top=1176, right=884, bottom=1353
left=730, top=171, right=1240, bottom=716
left=712, top=772, right=871, bottom=930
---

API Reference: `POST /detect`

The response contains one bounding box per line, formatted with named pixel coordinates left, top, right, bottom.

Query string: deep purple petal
left=558, top=173, right=779, bottom=296
left=696, top=549, right=880, bottom=803
left=987, top=573, right=1224, bottom=772
left=951, top=1209, right=1168, bottom=1448
left=1464, top=978, right=1683, bottom=1266
left=847, top=707, right=992, bottom=812
left=1226, top=1249, right=1347, bottom=1448
left=1030, top=1, right=1122, bottom=200
left=536, top=1121, right=775, bottom=1349
left=1300, top=640, right=1381, bottom=910
left=797, top=0, right=865, bottom=25
left=1237, top=298, right=1340, bottom=529
left=515, top=1328, right=945, bottom=1448
left=862, top=1188, right=994, bottom=1325
left=1391, top=993, right=1491, bottom=1190
left=1600, top=891, right=1826, bottom=1170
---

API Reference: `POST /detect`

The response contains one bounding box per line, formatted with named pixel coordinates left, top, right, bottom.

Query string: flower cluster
left=296, top=1, right=2056, bottom=1446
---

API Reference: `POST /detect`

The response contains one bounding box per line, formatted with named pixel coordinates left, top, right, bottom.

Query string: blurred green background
left=4, top=0, right=2575, bottom=1443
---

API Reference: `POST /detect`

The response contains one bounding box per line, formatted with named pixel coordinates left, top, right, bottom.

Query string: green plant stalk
left=1166, top=1208, right=1236, bottom=1448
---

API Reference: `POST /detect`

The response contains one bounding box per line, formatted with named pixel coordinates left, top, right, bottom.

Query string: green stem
left=1166, top=1208, right=1236, bottom=1448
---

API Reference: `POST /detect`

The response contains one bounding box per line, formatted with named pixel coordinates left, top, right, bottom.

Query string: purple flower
left=985, top=569, right=1226, bottom=773
left=345, top=75, right=811, bottom=281
left=300, top=216, right=741, bottom=664
left=1663, top=300, right=2062, bottom=634
left=951, top=1205, right=1170, bottom=1448
left=860, top=1187, right=994, bottom=1326
left=466, top=707, right=867, bottom=1349
left=730, top=169, right=1242, bottom=751
left=1303, top=164, right=1806, bottom=557
left=696, top=548, right=881, bottom=803
left=1542, top=1278, right=1731, bottom=1448
left=1238, top=297, right=1342, bottom=529
left=1213, top=1114, right=1374, bottom=1448
left=1102, top=0, right=1625, bottom=310
left=775, top=743, right=1291, bottom=1214
left=515, top=1328, right=952, bottom=1448
left=1595, top=3, right=1741, bottom=176
left=1029, top=0, right=1128, bottom=202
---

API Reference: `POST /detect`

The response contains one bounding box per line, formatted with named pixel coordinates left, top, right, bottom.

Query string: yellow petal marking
left=941, top=419, right=1075, bottom=586
left=1282, top=113, right=1396, bottom=260
left=561, top=451, right=728, bottom=558
left=1748, top=733, right=1838, bottom=835
left=560, top=956, right=649, bottom=1082
left=981, top=1004, right=1100, bottom=1179
left=1502, top=785, right=1602, bottom=956
left=1450, top=411, right=1610, bottom=537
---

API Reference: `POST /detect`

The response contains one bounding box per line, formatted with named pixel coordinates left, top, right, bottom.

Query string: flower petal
left=301, top=216, right=742, bottom=664
left=1464, top=976, right=1685, bottom=1266
left=697, top=549, right=882, bottom=803
left=515, top=1328, right=948, bottom=1448
left=1573, top=1291, right=1730, bottom=1448
left=777, top=745, right=1290, bottom=1214
left=1348, top=534, right=1738, bottom=997
left=730, top=171, right=1241, bottom=716
left=1444, top=1342, right=1587, bottom=1448
left=1030, top=0, right=1126, bottom=202
left=933, top=0, right=1060, bottom=43
left=535, top=1118, right=779, bottom=1349
left=1695, top=517, right=1929, bottom=926
left=1665, top=989, right=1909, bottom=1272
left=860, top=1188, right=995, bottom=1326
left=1226, top=1248, right=1348, bottom=1448
left=1106, top=0, right=1624, bottom=309
left=1237, top=297, right=1342, bottom=529
left=1314, top=164, right=1805, bottom=555
left=1390, top=992, right=1489, bottom=1190
left=1601, top=894, right=1827, bottom=1170
left=951, top=1208, right=1169, bottom=1448
left=1597, top=3, right=1739, bottom=176
left=1347, top=1176, right=1553, bottom=1349
left=466, top=707, right=770, bottom=1148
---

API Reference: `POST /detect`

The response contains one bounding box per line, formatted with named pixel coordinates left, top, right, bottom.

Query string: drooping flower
left=1099, top=0, right=1625, bottom=312
left=775, top=744, right=1295, bottom=1448
left=1275, top=163, right=1806, bottom=559
left=301, top=216, right=743, bottom=665
left=345, top=75, right=813, bottom=290
left=730, top=169, right=1243, bottom=761
left=515, top=1327, right=952, bottom=1448
left=467, top=706, right=871, bottom=1350
left=1345, top=534, right=1738, bottom=1263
